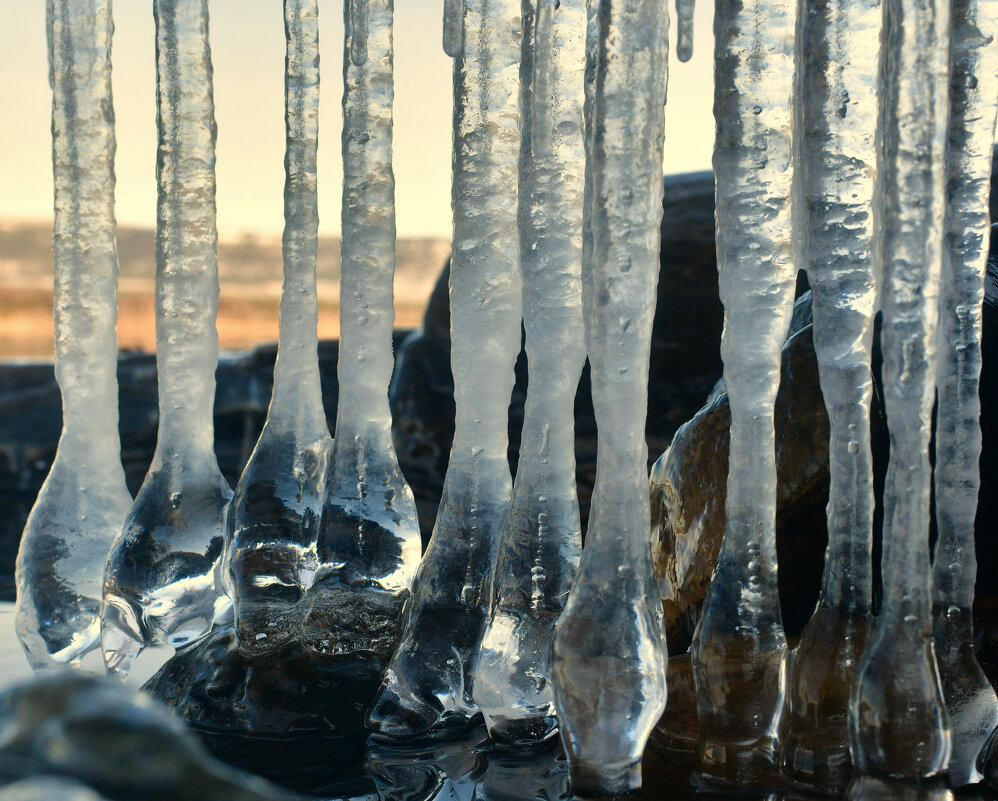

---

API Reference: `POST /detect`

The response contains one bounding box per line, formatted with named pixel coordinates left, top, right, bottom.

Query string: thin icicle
left=778, top=0, right=881, bottom=790
left=551, top=0, right=670, bottom=795
left=443, top=0, right=465, bottom=57
left=349, top=0, right=370, bottom=66
left=930, top=0, right=998, bottom=785
left=675, top=0, right=695, bottom=61
left=689, top=0, right=798, bottom=784
left=368, top=0, right=522, bottom=737
left=227, top=0, right=330, bottom=657
left=530, top=0, right=555, bottom=158
left=302, top=0, right=421, bottom=663
left=102, top=0, right=231, bottom=681
left=470, top=0, right=587, bottom=748
left=847, top=0, right=952, bottom=783
left=15, top=0, right=132, bottom=671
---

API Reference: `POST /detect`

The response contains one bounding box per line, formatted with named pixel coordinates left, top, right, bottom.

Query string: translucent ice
left=302, top=0, right=421, bottom=664
left=367, top=0, right=522, bottom=737
left=675, top=0, right=696, bottom=62
left=550, top=0, right=670, bottom=795
left=930, top=0, right=998, bottom=784
left=102, top=0, right=232, bottom=680
left=470, top=0, right=587, bottom=749
left=847, top=0, right=953, bottom=783
left=227, top=0, right=331, bottom=657
left=443, top=0, right=465, bottom=57
left=689, top=0, right=798, bottom=784
left=15, top=0, right=133, bottom=671
left=778, top=0, right=881, bottom=790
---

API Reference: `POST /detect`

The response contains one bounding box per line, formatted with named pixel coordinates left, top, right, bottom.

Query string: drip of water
left=675, top=0, right=696, bottom=61
left=550, top=0, right=670, bottom=795
left=367, top=0, right=523, bottom=738
left=303, top=0, right=422, bottom=666
left=227, top=0, right=330, bottom=658
left=15, top=0, right=133, bottom=672
left=102, top=0, right=232, bottom=681
left=847, top=0, right=953, bottom=783
left=778, top=0, right=881, bottom=790
left=930, top=0, right=998, bottom=785
left=470, top=0, right=587, bottom=749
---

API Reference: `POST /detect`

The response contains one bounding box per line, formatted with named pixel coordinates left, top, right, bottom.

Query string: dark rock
left=0, top=673, right=301, bottom=801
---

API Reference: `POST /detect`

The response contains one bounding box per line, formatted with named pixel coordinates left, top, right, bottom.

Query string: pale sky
left=0, top=1, right=715, bottom=239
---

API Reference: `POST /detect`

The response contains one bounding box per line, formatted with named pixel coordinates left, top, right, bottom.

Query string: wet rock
left=0, top=673, right=300, bottom=801
left=143, top=624, right=381, bottom=793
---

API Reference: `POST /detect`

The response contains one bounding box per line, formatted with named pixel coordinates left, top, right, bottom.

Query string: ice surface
left=778, top=0, right=881, bottom=790
left=930, top=0, right=998, bottom=784
left=689, top=0, right=798, bottom=783
left=227, top=0, right=331, bottom=657
left=14, top=0, right=133, bottom=672
left=303, top=0, right=421, bottom=664
left=550, top=0, right=670, bottom=795
left=470, top=0, right=587, bottom=749
left=847, top=0, right=953, bottom=782
left=102, top=0, right=232, bottom=681
left=443, top=0, right=465, bottom=58
left=367, top=0, right=522, bottom=737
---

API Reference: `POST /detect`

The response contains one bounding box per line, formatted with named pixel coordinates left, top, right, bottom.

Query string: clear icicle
left=102, top=0, right=231, bottom=680
left=15, top=0, right=132, bottom=671
left=443, top=0, right=465, bottom=57
left=689, top=0, right=798, bottom=784
left=349, top=0, right=370, bottom=66
left=675, top=0, right=695, bottom=62
left=847, top=0, right=953, bottom=783
left=470, top=0, right=587, bottom=748
left=302, top=0, right=421, bottom=664
left=529, top=0, right=555, bottom=159
left=367, top=0, right=522, bottom=737
left=550, top=0, right=669, bottom=795
left=227, top=0, right=330, bottom=657
left=778, top=0, right=881, bottom=790
left=930, top=0, right=998, bottom=785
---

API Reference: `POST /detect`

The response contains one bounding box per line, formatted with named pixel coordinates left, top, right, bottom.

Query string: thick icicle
left=550, top=0, right=669, bottom=795
left=778, top=0, right=881, bottom=790
left=367, top=0, right=522, bottom=736
left=930, top=0, right=998, bottom=785
left=302, top=0, right=421, bottom=666
left=443, top=0, right=465, bottom=57
left=102, top=0, right=231, bottom=680
left=227, top=0, right=330, bottom=656
left=847, top=0, right=952, bottom=784
left=675, top=0, right=695, bottom=61
left=15, top=0, right=132, bottom=671
left=470, top=0, right=587, bottom=748
left=689, top=0, right=798, bottom=784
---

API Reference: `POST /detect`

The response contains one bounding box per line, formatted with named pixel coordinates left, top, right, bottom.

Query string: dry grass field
left=0, top=222, right=447, bottom=359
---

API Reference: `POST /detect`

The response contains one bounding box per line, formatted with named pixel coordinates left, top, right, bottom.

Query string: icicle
left=550, top=0, right=670, bottom=794
left=470, top=0, right=587, bottom=748
left=443, top=0, right=465, bottom=57
left=367, top=0, right=522, bottom=737
left=689, top=0, right=798, bottom=785
left=530, top=0, right=555, bottom=158
left=777, top=0, right=881, bottom=791
left=102, top=0, right=231, bottom=681
left=15, top=0, right=132, bottom=671
left=227, top=0, right=330, bottom=657
left=349, top=0, right=370, bottom=67
left=301, top=0, right=421, bottom=664
left=847, top=0, right=953, bottom=785
left=675, top=0, right=695, bottom=62
left=930, top=0, right=998, bottom=785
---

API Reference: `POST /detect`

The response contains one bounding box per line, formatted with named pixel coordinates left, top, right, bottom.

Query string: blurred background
left=0, top=0, right=716, bottom=358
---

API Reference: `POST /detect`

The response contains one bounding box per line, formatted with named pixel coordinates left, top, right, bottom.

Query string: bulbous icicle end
left=348, top=0, right=370, bottom=66
left=443, top=0, right=464, bottom=57
left=675, top=0, right=695, bottom=61
left=365, top=603, right=484, bottom=738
